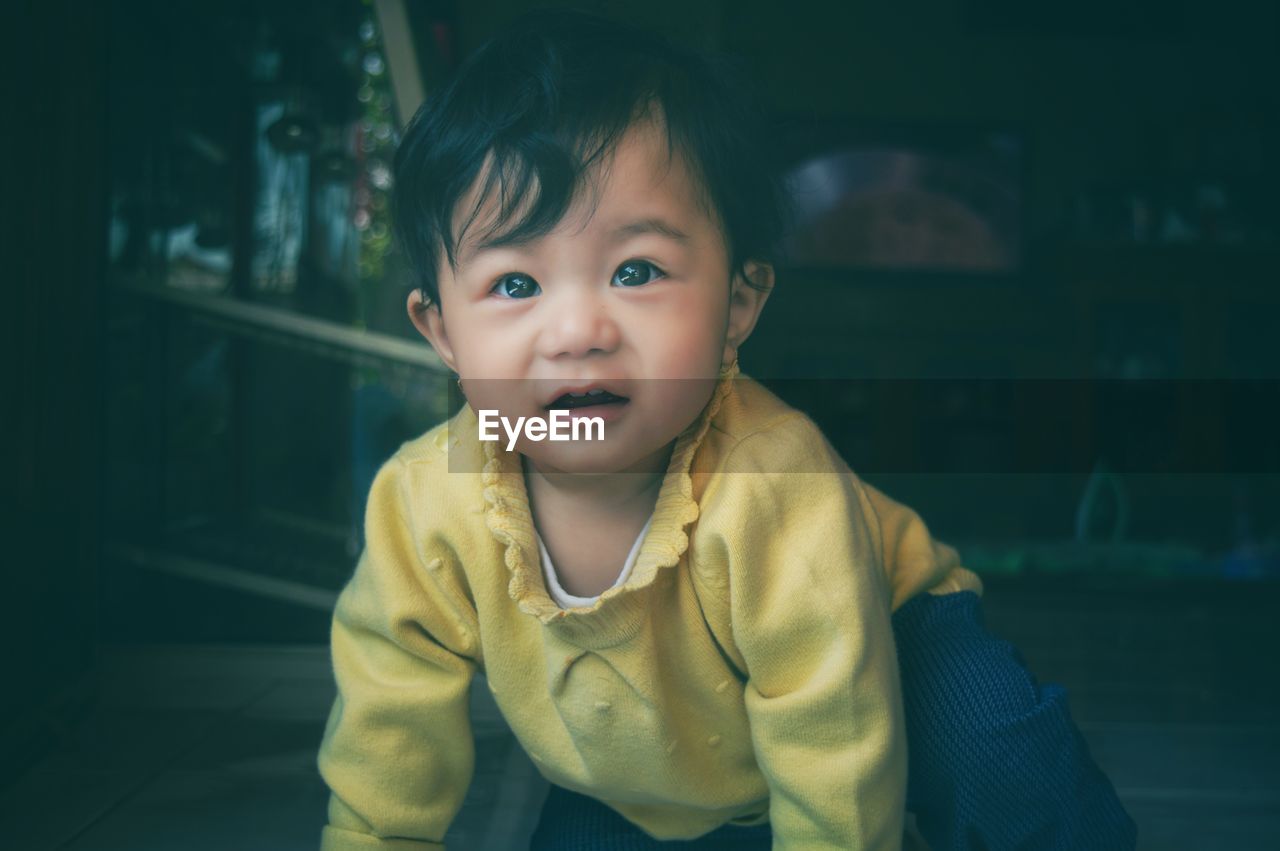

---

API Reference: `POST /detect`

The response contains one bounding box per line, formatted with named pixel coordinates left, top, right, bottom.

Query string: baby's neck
left=522, top=443, right=673, bottom=592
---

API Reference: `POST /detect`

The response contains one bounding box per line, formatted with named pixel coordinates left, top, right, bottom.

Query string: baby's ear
left=406, top=289, right=459, bottom=374
left=723, top=261, right=774, bottom=365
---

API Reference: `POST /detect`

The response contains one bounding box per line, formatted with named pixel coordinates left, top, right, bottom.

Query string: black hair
left=392, top=9, right=789, bottom=309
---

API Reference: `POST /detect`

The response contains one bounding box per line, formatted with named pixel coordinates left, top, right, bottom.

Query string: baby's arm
left=317, top=457, right=479, bottom=850
left=701, top=414, right=909, bottom=850
left=856, top=479, right=984, bottom=610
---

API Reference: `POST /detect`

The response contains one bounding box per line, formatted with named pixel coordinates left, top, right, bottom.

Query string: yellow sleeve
left=705, top=414, right=908, bottom=850
left=857, top=480, right=984, bottom=612
left=317, top=456, right=479, bottom=850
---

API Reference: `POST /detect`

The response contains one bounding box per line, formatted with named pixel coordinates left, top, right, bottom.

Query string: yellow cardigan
left=317, top=362, right=982, bottom=850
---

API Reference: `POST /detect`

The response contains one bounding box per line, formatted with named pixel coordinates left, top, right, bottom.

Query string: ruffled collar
left=470, top=360, right=739, bottom=648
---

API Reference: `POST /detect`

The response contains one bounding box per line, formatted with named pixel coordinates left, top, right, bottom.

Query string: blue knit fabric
left=893, top=590, right=1136, bottom=850
left=529, top=591, right=1137, bottom=850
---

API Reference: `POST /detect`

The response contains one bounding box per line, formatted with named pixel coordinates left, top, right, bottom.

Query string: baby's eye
left=611, top=260, right=664, bottom=288
left=491, top=273, right=540, bottom=299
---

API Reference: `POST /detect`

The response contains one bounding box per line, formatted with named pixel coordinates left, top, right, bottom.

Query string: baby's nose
left=541, top=289, right=621, bottom=359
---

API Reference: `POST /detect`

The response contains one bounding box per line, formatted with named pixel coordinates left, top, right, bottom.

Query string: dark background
left=7, top=0, right=1279, bottom=848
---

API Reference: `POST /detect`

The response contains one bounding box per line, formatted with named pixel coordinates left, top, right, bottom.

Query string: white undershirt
left=535, top=515, right=654, bottom=609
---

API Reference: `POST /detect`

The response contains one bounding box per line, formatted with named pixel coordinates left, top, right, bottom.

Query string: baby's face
left=411, top=118, right=766, bottom=475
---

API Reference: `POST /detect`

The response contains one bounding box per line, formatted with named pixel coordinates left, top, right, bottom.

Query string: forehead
left=451, top=117, right=719, bottom=263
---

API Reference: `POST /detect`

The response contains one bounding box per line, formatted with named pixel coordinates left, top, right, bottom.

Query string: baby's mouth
left=545, top=389, right=629, bottom=410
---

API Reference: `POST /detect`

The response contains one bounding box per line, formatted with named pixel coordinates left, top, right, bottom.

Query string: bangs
left=448, top=100, right=686, bottom=269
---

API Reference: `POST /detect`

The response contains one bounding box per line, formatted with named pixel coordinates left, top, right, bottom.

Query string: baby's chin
left=520, top=439, right=675, bottom=479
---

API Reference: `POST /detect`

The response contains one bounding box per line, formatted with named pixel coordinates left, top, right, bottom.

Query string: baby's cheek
left=650, top=322, right=724, bottom=379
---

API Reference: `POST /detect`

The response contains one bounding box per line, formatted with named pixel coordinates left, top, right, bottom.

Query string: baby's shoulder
left=394, top=418, right=455, bottom=466
left=389, top=407, right=488, bottom=472
left=702, top=376, right=845, bottom=476
left=369, top=412, right=489, bottom=529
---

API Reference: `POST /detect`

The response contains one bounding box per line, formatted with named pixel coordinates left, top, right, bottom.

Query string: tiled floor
left=7, top=579, right=1280, bottom=850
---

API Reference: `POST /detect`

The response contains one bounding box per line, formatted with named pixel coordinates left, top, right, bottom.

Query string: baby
left=318, top=11, right=1134, bottom=850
